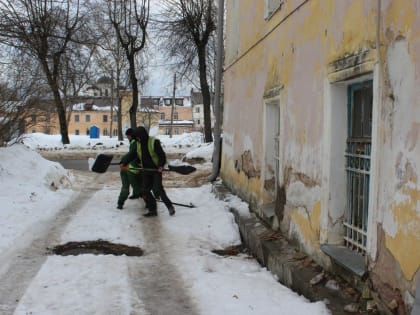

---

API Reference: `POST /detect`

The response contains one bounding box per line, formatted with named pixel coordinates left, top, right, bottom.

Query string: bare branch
left=153, top=0, right=217, bottom=142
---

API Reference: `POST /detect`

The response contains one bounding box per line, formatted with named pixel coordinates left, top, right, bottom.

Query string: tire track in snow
left=0, top=175, right=102, bottom=315
left=128, top=217, right=199, bottom=315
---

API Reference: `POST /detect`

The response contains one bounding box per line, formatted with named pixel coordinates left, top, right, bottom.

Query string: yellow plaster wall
left=386, top=183, right=420, bottom=280
left=223, top=1, right=420, bottom=285
left=221, top=158, right=266, bottom=204
left=225, top=0, right=375, bottom=204
left=290, top=201, right=322, bottom=251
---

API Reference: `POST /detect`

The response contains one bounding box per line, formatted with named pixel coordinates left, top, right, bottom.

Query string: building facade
left=27, top=92, right=160, bottom=137
left=158, top=103, right=193, bottom=135
left=27, top=93, right=193, bottom=138
left=222, top=0, right=420, bottom=313
left=191, top=89, right=215, bottom=132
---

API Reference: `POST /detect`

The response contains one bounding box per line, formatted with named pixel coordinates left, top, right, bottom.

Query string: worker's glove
left=120, top=164, right=129, bottom=171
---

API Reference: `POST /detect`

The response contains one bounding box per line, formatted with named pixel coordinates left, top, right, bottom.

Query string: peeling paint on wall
left=371, top=225, right=409, bottom=313
left=288, top=201, right=322, bottom=254
left=283, top=166, right=320, bottom=188
left=386, top=181, right=420, bottom=280
left=223, top=1, right=420, bottom=307
left=234, top=150, right=260, bottom=178
left=222, top=158, right=266, bottom=205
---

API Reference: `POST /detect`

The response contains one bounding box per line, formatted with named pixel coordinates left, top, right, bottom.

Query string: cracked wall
left=222, top=0, right=420, bottom=307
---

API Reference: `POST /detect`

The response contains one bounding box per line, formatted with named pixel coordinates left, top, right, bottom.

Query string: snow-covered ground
left=0, top=133, right=331, bottom=315
left=19, top=132, right=208, bottom=158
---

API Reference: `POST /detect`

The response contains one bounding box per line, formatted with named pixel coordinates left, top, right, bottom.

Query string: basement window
left=265, top=0, right=284, bottom=20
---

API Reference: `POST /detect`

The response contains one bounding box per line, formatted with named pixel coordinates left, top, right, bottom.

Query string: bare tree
left=0, top=0, right=92, bottom=144
left=60, top=44, right=97, bottom=125
left=107, top=0, right=150, bottom=128
left=90, top=2, right=127, bottom=140
left=155, top=0, right=217, bottom=143
left=0, top=51, right=49, bottom=145
left=0, top=83, right=27, bottom=145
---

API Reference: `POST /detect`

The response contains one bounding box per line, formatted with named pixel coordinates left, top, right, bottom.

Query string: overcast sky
left=142, top=0, right=196, bottom=97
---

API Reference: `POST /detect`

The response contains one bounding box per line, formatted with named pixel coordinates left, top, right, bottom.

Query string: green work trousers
left=118, top=170, right=141, bottom=206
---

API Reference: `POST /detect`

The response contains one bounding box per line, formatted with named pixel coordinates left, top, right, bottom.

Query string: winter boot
left=117, top=203, right=124, bottom=210
left=168, top=206, right=175, bottom=216
left=143, top=210, right=157, bottom=217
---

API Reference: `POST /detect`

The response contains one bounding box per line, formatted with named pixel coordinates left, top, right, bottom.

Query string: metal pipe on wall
left=209, top=0, right=224, bottom=181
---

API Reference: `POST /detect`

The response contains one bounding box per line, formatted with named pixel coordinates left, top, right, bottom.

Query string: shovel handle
left=156, top=199, right=195, bottom=208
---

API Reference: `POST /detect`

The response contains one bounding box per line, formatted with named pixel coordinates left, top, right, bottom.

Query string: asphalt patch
left=50, top=240, right=143, bottom=256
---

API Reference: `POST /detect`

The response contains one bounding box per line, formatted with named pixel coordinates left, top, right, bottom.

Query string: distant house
left=222, top=1, right=420, bottom=313
left=190, top=89, right=215, bottom=132
left=25, top=76, right=197, bottom=138
left=156, top=96, right=194, bottom=135
left=69, top=96, right=121, bottom=136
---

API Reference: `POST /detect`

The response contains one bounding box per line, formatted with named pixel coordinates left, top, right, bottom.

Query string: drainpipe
left=376, top=0, right=382, bottom=83
left=370, top=0, right=382, bottom=263
left=208, top=0, right=224, bottom=181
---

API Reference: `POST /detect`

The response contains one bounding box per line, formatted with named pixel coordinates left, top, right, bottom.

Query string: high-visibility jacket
left=136, top=137, right=159, bottom=167
left=127, top=139, right=140, bottom=174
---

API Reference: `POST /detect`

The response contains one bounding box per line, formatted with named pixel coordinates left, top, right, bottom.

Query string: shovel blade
left=167, top=164, right=196, bottom=175
left=91, top=154, right=114, bottom=173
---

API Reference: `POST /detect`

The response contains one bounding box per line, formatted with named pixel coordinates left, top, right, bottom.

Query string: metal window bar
left=344, top=140, right=370, bottom=254
left=274, top=132, right=280, bottom=178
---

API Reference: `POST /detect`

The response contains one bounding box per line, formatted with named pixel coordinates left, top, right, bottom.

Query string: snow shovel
left=91, top=153, right=196, bottom=175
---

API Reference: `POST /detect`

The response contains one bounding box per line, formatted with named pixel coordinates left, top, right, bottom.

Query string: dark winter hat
left=125, top=128, right=134, bottom=136
left=133, top=126, right=149, bottom=142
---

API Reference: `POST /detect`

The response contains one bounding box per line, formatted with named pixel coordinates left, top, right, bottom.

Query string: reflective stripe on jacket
left=128, top=139, right=140, bottom=174
left=136, top=137, right=159, bottom=167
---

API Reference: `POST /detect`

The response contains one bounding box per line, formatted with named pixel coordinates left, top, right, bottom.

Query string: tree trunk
left=128, top=56, right=138, bottom=128
left=43, top=60, right=70, bottom=144
left=116, top=63, right=123, bottom=140
left=53, top=89, right=70, bottom=144
left=198, top=46, right=213, bottom=143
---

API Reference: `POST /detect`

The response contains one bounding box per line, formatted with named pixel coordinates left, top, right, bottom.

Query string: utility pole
left=109, top=71, right=114, bottom=138
left=170, top=72, right=176, bottom=138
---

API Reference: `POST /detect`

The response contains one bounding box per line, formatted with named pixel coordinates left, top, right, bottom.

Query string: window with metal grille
left=344, top=80, right=373, bottom=254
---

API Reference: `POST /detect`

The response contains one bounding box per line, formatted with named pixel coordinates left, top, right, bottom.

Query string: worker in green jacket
left=117, top=128, right=142, bottom=210
left=120, top=126, right=175, bottom=217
